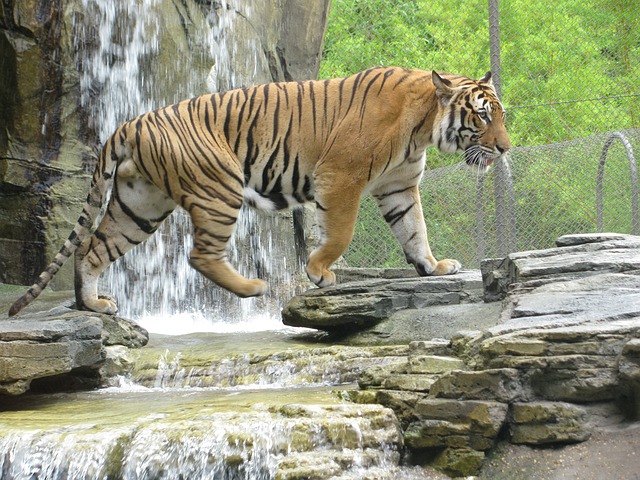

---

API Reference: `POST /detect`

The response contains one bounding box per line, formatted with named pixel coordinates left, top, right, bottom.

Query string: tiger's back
left=9, top=67, right=511, bottom=316
left=134, top=68, right=427, bottom=212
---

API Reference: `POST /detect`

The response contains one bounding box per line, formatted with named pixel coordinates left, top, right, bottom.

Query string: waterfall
left=74, top=0, right=307, bottom=332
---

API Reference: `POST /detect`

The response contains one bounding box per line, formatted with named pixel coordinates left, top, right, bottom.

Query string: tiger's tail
left=8, top=137, right=120, bottom=317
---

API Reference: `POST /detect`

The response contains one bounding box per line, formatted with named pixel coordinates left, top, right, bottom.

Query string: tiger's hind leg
left=373, top=183, right=461, bottom=276
left=184, top=159, right=267, bottom=298
left=75, top=162, right=176, bottom=314
left=305, top=179, right=363, bottom=288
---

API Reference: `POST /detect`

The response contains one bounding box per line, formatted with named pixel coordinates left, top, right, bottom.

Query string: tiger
left=8, top=67, right=511, bottom=317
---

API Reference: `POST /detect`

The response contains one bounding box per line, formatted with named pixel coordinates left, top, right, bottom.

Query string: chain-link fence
left=320, top=0, right=640, bottom=268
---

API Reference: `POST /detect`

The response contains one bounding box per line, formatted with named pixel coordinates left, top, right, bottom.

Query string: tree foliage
left=320, top=0, right=640, bottom=146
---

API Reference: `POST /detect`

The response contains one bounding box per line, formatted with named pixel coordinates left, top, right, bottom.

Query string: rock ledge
left=0, top=305, right=148, bottom=395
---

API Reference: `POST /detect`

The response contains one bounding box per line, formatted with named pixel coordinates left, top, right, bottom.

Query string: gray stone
left=509, top=401, right=592, bottom=444
left=529, top=367, right=620, bottom=402
left=0, top=304, right=148, bottom=395
left=406, top=399, right=508, bottom=451
left=480, top=234, right=640, bottom=305
left=282, top=270, right=488, bottom=331
left=357, top=360, right=409, bottom=389
left=619, top=339, right=640, bottom=419
left=382, top=374, right=439, bottom=392
left=0, top=315, right=104, bottom=395
left=409, top=339, right=452, bottom=356
left=429, top=368, right=528, bottom=403
left=101, top=314, right=149, bottom=348
left=99, top=345, right=135, bottom=385
left=480, top=257, right=511, bottom=302
left=555, top=232, right=634, bottom=247
left=408, top=355, right=466, bottom=374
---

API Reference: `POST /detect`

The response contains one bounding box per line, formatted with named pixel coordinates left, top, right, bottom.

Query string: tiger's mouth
left=464, top=145, right=499, bottom=169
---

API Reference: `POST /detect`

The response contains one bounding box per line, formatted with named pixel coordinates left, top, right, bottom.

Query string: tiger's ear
left=432, top=71, right=455, bottom=104
left=479, top=71, right=493, bottom=86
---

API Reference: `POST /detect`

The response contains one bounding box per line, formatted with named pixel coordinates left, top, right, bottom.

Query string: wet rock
left=134, top=340, right=409, bottom=390
left=0, top=314, right=103, bottom=395
left=269, top=403, right=403, bottom=479
left=99, top=345, right=135, bottom=384
left=0, top=305, right=148, bottom=395
left=508, top=401, right=591, bottom=445
left=374, top=390, right=425, bottom=429
left=358, top=359, right=409, bottom=389
left=431, top=447, right=485, bottom=478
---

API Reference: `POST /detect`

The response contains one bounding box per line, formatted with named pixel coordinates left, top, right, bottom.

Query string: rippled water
left=0, top=387, right=343, bottom=480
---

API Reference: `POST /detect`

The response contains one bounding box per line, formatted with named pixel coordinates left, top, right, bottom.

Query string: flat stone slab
left=282, top=270, right=484, bottom=331
left=0, top=292, right=148, bottom=395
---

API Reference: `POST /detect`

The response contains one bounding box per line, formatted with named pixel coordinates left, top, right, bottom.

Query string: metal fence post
left=488, top=0, right=513, bottom=255
left=488, top=0, right=502, bottom=99
left=596, top=131, right=639, bottom=235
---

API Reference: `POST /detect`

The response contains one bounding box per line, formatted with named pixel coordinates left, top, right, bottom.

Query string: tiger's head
left=431, top=71, right=511, bottom=171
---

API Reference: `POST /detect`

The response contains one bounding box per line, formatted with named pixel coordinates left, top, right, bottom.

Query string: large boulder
left=282, top=270, right=502, bottom=344
left=323, top=233, right=640, bottom=476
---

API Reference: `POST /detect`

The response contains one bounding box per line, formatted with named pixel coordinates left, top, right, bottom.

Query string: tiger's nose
left=497, top=137, right=512, bottom=154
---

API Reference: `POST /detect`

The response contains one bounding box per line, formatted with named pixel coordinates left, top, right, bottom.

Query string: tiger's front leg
left=373, top=183, right=461, bottom=276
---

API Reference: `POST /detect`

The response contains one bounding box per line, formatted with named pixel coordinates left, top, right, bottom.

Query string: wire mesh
left=320, top=0, right=640, bottom=269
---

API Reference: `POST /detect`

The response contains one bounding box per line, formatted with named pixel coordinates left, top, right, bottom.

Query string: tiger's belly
left=242, top=155, right=317, bottom=211
left=242, top=186, right=313, bottom=211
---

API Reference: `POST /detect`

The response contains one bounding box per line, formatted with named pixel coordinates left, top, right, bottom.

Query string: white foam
left=136, top=311, right=288, bottom=335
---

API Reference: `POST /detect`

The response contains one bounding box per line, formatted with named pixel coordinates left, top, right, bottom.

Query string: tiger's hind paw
left=232, top=279, right=268, bottom=298
left=79, top=294, right=118, bottom=315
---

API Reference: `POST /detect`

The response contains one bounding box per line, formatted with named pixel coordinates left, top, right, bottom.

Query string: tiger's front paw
left=306, top=266, right=336, bottom=288
left=435, top=258, right=462, bottom=275
left=414, top=258, right=461, bottom=276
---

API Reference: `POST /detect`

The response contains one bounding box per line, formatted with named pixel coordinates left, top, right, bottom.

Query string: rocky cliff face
left=0, top=0, right=330, bottom=288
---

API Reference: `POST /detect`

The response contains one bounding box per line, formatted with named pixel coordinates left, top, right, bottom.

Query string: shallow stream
left=0, top=322, right=439, bottom=479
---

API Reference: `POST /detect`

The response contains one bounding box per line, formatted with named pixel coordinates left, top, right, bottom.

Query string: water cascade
left=75, top=0, right=308, bottom=332
left=0, top=389, right=404, bottom=479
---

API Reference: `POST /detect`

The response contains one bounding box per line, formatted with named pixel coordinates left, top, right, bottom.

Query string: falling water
left=73, top=0, right=308, bottom=332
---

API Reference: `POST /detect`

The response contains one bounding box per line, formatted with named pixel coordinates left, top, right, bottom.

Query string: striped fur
left=8, top=67, right=511, bottom=316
